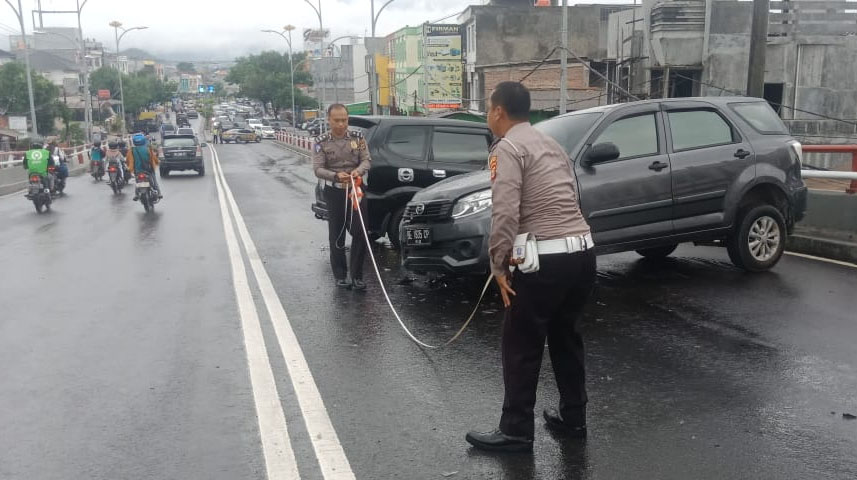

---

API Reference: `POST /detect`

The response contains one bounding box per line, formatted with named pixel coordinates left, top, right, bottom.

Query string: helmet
left=107, top=141, right=119, bottom=149
left=118, top=140, right=127, bottom=148
left=93, top=140, right=101, bottom=147
left=132, top=133, right=146, bottom=146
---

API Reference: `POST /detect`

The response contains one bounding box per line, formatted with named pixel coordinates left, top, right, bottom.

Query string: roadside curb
left=787, top=234, right=857, bottom=265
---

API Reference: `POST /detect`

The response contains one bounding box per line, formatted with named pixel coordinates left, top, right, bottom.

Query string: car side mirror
left=582, top=142, right=620, bottom=167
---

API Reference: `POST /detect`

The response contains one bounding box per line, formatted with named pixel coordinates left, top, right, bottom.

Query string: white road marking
left=211, top=147, right=301, bottom=479
left=785, top=251, right=857, bottom=269
left=211, top=146, right=356, bottom=479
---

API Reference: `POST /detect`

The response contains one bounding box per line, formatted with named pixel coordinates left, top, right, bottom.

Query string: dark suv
left=401, top=97, right=808, bottom=274
left=311, top=116, right=493, bottom=247
left=159, top=134, right=205, bottom=177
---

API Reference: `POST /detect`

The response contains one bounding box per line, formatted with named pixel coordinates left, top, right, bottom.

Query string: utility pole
left=262, top=26, right=297, bottom=127
left=559, top=0, right=568, bottom=114
left=369, top=0, right=396, bottom=115
left=5, top=0, right=39, bottom=137
left=746, top=0, right=770, bottom=97
left=75, top=0, right=92, bottom=141
left=303, top=0, right=325, bottom=120
left=110, top=21, right=148, bottom=131
left=413, top=90, right=417, bottom=116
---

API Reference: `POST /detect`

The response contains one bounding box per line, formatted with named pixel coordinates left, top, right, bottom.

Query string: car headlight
left=451, top=189, right=492, bottom=219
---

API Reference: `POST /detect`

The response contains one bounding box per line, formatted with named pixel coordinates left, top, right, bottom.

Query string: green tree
left=176, top=62, right=195, bottom=73
left=225, top=51, right=314, bottom=115
left=0, top=62, right=60, bottom=135
left=88, top=66, right=121, bottom=97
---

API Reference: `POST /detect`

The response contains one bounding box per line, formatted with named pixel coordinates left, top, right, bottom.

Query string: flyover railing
left=801, top=144, right=857, bottom=194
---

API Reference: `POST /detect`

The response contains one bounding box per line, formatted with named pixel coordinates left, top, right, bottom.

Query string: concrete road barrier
left=0, top=145, right=91, bottom=196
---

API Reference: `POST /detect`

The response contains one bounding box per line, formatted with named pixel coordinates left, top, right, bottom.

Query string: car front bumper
left=400, top=210, right=491, bottom=275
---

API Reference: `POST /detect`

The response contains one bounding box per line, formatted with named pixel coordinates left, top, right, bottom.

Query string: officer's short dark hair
left=490, top=82, right=530, bottom=121
left=327, top=103, right=347, bottom=115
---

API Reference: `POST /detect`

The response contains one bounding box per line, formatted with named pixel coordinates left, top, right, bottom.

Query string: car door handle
left=433, top=169, right=447, bottom=178
left=648, top=161, right=669, bottom=172
left=734, top=149, right=752, bottom=159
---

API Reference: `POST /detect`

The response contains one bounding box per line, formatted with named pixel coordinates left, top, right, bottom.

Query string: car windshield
left=163, top=138, right=196, bottom=148
left=534, top=112, right=602, bottom=155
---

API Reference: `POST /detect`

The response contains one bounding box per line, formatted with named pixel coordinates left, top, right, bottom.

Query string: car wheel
left=636, top=244, right=678, bottom=259
left=198, top=165, right=205, bottom=176
left=727, top=204, right=786, bottom=272
left=387, top=206, right=406, bottom=250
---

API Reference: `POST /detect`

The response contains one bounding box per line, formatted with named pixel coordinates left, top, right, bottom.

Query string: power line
left=670, top=72, right=857, bottom=128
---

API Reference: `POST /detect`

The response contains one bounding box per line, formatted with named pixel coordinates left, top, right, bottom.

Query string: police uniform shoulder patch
left=349, top=130, right=367, bottom=150
left=348, top=130, right=364, bottom=139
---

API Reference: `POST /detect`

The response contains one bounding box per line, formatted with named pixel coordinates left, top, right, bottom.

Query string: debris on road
left=843, top=413, right=856, bottom=420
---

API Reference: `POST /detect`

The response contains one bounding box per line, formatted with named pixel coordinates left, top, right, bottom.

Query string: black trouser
left=499, top=250, right=597, bottom=439
left=324, top=186, right=367, bottom=281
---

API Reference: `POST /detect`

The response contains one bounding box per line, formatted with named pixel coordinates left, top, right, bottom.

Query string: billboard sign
left=423, top=24, right=462, bottom=110
left=207, top=85, right=215, bottom=93
left=9, top=116, right=27, bottom=132
left=97, top=89, right=111, bottom=100
left=198, top=85, right=205, bottom=93
left=303, top=28, right=330, bottom=59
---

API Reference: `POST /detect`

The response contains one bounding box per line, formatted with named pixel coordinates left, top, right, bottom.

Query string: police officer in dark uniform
left=312, top=104, right=371, bottom=290
left=466, top=82, right=597, bottom=452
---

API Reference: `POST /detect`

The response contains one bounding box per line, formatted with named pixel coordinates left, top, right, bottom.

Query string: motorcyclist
left=117, top=139, right=132, bottom=181
left=90, top=140, right=106, bottom=175
left=45, top=141, right=68, bottom=190
left=126, top=133, right=163, bottom=200
left=22, top=146, right=56, bottom=191
left=105, top=140, right=126, bottom=180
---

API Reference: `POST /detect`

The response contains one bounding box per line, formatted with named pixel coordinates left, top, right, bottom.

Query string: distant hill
left=121, top=48, right=158, bottom=61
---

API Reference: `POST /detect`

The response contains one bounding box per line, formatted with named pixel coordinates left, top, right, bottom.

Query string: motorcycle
left=47, top=165, right=65, bottom=196
left=135, top=171, right=159, bottom=212
left=107, top=159, right=125, bottom=194
left=25, top=172, right=51, bottom=213
left=91, top=158, right=105, bottom=182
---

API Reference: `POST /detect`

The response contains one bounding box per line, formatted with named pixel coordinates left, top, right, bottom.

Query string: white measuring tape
left=349, top=176, right=494, bottom=349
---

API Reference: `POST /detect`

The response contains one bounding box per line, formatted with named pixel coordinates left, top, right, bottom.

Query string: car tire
left=636, top=244, right=678, bottom=259
left=198, top=165, right=205, bottom=176
left=387, top=206, right=406, bottom=250
left=727, top=204, right=786, bottom=272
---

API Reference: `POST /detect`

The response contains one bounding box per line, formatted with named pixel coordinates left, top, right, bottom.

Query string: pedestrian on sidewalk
left=466, top=81, right=597, bottom=453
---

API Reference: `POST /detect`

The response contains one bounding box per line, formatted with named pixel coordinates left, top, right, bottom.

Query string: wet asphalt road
left=1, top=135, right=855, bottom=480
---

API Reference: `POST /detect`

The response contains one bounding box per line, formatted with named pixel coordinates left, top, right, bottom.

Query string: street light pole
left=109, top=21, right=148, bottom=132
left=303, top=0, right=325, bottom=119
left=75, top=0, right=92, bottom=141
left=4, top=0, right=39, bottom=138
left=262, top=25, right=297, bottom=127
left=369, top=0, right=395, bottom=115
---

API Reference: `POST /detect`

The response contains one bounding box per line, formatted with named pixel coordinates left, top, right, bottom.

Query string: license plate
left=136, top=182, right=150, bottom=188
left=405, top=227, right=432, bottom=246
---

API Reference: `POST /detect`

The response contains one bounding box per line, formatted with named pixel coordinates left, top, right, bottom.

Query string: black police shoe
left=465, top=429, right=533, bottom=453
left=351, top=279, right=366, bottom=291
left=543, top=408, right=587, bottom=438
left=336, top=279, right=352, bottom=289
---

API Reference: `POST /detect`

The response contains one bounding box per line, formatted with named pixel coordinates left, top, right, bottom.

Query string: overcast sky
left=1, top=0, right=629, bottom=62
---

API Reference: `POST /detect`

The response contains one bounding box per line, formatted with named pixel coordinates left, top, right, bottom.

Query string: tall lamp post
left=4, top=0, right=39, bottom=137
left=261, top=25, right=296, bottom=127
left=369, top=0, right=395, bottom=114
left=109, top=21, right=148, bottom=130
left=74, top=0, right=93, bottom=140
left=302, top=0, right=325, bottom=118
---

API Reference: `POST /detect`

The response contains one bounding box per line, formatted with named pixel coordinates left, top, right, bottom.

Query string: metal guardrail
left=801, top=144, right=857, bottom=194
left=0, top=145, right=91, bottom=168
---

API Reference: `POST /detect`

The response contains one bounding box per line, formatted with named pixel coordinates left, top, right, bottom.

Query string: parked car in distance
left=160, top=123, right=177, bottom=141
left=175, top=127, right=195, bottom=136
left=186, top=110, right=199, bottom=119
left=221, top=128, right=260, bottom=143
left=159, top=134, right=205, bottom=177
left=400, top=97, right=808, bottom=275
left=311, top=116, right=493, bottom=249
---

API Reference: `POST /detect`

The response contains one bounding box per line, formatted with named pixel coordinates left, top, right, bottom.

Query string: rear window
left=163, top=138, right=196, bottom=148
left=729, top=102, right=789, bottom=134
left=162, top=125, right=176, bottom=131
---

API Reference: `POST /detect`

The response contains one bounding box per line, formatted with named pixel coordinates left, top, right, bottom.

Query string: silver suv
left=401, top=97, right=808, bottom=274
